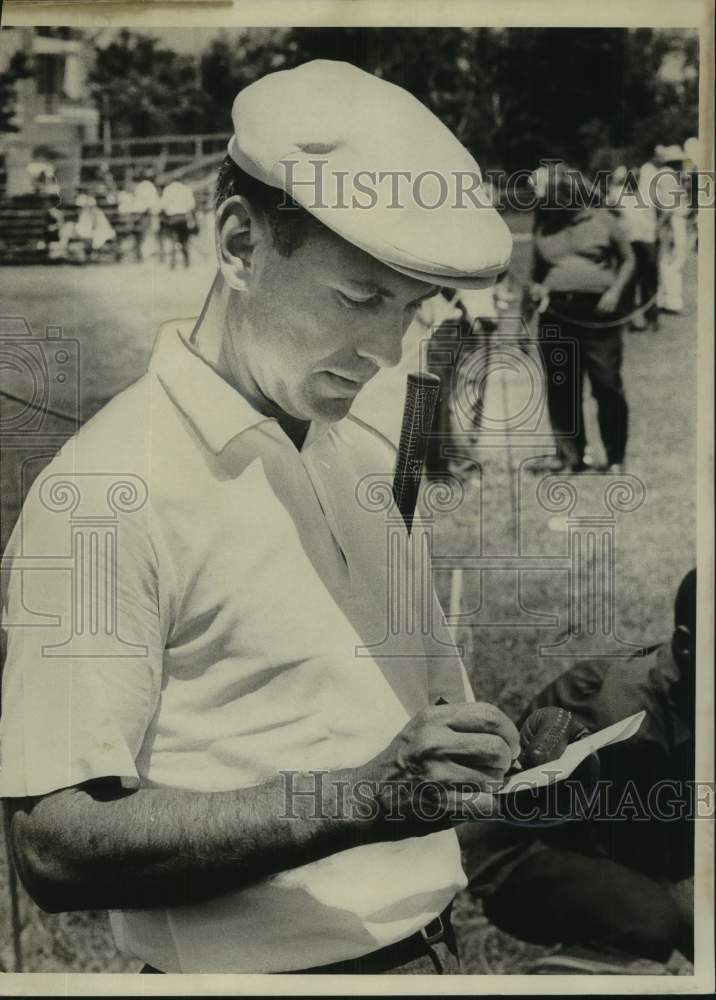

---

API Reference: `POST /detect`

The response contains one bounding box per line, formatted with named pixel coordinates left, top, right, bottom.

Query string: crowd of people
left=25, top=160, right=200, bottom=266
left=422, top=141, right=698, bottom=482
left=606, top=141, right=698, bottom=323
left=113, top=169, right=199, bottom=268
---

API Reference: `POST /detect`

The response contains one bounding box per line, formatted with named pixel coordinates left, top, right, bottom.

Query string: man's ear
left=215, top=195, right=266, bottom=292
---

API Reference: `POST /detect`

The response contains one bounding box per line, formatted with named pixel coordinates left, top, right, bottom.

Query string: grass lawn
left=0, top=222, right=699, bottom=974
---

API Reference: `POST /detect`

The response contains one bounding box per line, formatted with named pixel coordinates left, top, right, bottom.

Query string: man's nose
left=355, top=314, right=405, bottom=369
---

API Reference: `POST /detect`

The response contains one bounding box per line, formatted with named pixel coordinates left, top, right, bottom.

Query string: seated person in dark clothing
left=461, top=569, right=696, bottom=964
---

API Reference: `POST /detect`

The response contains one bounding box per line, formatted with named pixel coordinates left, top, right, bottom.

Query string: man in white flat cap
left=1, top=61, right=517, bottom=975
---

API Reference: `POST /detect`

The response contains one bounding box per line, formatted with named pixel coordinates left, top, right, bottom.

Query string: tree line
left=2, top=27, right=699, bottom=175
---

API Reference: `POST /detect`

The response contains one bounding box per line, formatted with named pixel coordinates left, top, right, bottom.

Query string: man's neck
left=279, top=417, right=310, bottom=451
left=191, top=273, right=311, bottom=451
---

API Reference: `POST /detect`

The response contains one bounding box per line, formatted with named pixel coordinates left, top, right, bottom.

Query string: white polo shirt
left=0, top=320, right=472, bottom=972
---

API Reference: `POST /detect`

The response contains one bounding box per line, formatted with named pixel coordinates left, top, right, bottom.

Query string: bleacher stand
left=1, top=174, right=212, bottom=266
left=0, top=194, right=69, bottom=264
left=0, top=190, right=149, bottom=265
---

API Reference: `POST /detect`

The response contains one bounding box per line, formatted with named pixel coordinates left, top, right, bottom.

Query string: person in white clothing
left=132, top=172, right=162, bottom=261
left=74, top=190, right=116, bottom=257
left=607, top=164, right=659, bottom=331
left=0, top=61, right=517, bottom=975
left=159, top=180, right=197, bottom=269
left=653, top=145, right=690, bottom=314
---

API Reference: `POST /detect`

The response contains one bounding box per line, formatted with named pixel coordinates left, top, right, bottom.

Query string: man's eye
left=336, top=290, right=381, bottom=309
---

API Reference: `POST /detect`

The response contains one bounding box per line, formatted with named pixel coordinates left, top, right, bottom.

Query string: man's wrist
left=277, top=765, right=388, bottom=849
left=276, top=751, right=460, bottom=853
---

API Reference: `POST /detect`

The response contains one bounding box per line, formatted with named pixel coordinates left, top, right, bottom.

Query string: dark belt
left=140, top=904, right=454, bottom=974
left=547, top=290, right=604, bottom=303
left=301, top=905, right=455, bottom=974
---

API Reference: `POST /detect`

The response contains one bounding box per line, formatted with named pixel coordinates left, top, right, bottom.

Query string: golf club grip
left=392, top=371, right=441, bottom=533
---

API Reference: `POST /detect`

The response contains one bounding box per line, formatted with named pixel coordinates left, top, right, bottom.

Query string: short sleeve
left=0, top=460, right=165, bottom=798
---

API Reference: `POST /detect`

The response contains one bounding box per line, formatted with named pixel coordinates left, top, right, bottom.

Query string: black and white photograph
left=0, top=0, right=713, bottom=991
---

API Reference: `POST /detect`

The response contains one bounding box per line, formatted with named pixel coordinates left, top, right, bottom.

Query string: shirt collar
left=148, top=320, right=331, bottom=454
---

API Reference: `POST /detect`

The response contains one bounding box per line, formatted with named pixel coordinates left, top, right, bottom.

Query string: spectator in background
left=159, top=179, right=197, bottom=269
left=74, top=188, right=116, bottom=260
left=528, top=162, right=635, bottom=474
left=116, top=182, right=137, bottom=217
left=462, top=569, right=696, bottom=969
left=607, top=165, right=659, bottom=333
left=132, top=169, right=161, bottom=262
left=682, top=138, right=700, bottom=215
left=653, top=145, right=690, bottom=315
left=116, top=178, right=144, bottom=262
left=95, top=161, right=118, bottom=205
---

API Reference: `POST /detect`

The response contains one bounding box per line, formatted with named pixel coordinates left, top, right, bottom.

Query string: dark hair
left=214, top=154, right=312, bottom=257
left=674, top=569, right=697, bottom=636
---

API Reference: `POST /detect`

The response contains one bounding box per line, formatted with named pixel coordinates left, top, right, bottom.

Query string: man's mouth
left=321, top=371, right=370, bottom=397
left=329, top=372, right=365, bottom=386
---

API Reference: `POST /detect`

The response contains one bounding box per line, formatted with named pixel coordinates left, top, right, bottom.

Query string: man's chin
left=312, top=395, right=355, bottom=422
left=296, top=384, right=358, bottom=422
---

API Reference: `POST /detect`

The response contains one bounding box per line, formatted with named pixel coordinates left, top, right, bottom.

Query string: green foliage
left=287, top=26, right=698, bottom=174
left=88, top=30, right=211, bottom=139
left=88, top=27, right=698, bottom=174
left=199, top=28, right=294, bottom=110
left=0, top=51, right=33, bottom=134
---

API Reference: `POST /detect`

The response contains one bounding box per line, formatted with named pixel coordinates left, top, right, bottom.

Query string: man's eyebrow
left=344, top=279, right=393, bottom=297
left=346, top=280, right=439, bottom=302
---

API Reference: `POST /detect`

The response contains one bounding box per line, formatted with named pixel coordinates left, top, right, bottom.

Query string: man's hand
left=364, top=702, right=520, bottom=827
left=595, top=286, right=621, bottom=315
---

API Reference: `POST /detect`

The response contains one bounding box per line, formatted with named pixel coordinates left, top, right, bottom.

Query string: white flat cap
left=227, top=60, right=512, bottom=289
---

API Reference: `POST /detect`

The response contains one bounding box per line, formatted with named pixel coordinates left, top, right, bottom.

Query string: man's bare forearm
left=9, top=701, right=519, bottom=914
left=9, top=765, right=387, bottom=912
